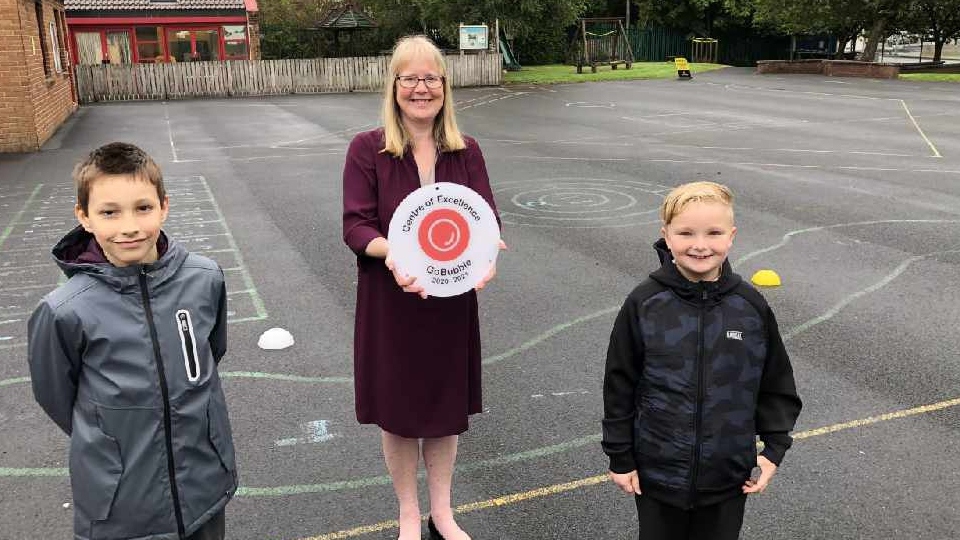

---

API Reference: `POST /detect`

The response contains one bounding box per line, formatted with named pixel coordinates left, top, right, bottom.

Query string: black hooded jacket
left=602, top=239, right=802, bottom=508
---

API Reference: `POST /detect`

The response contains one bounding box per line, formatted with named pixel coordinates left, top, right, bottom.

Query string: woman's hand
left=385, top=251, right=427, bottom=299
left=742, top=455, right=777, bottom=494
left=609, top=470, right=641, bottom=495
left=474, top=239, right=508, bottom=292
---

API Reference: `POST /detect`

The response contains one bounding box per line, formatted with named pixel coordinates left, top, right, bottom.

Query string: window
left=75, top=32, right=103, bottom=65
left=55, top=11, right=68, bottom=70
left=105, top=31, right=132, bottom=64
left=34, top=1, right=51, bottom=76
left=136, top=26, right=165, bottom=62
left=48, top=21, right=62, bottom=72
left=167, top=29, right=193, bottom=62
left=167, top=28, right=221, bottom=62
left=194, top=29, right=220, bottom=61
left=222, top=25, right=248, bottom=59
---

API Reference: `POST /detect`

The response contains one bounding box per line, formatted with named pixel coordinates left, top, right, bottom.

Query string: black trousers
left=635, top=494, right=747, bottom=540
left=185, top=510, right=226, bottom=540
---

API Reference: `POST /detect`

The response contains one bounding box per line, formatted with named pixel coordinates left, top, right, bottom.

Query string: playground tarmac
left=1, top=66, right=959, bottom=539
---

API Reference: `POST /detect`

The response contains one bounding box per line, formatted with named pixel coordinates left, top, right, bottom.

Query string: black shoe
left=427, top=517, right=444, bottom=540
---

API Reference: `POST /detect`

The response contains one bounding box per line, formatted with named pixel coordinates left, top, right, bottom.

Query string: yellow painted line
left=300, top=519, right=400, bottom=540
left=296, top=396, right=960, bottom=540
left=900, top=100, right=942, bottom=158
left=454, top=474, right=609, bottom=513
left=793, top=395, right=960, bottom=440
left=298, top=476, right=609, bottom=540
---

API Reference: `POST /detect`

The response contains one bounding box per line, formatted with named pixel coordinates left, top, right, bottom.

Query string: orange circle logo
left=418, top=208, right=471, bottom=261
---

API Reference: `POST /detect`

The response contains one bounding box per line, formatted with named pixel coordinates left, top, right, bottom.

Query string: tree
left=906, top=0, right=960, bottom=61
left=751, top=0, right=908, bottom=59
left=411, top=0, right=590, bottom=63
left=259, top=0, right=332, bottom=58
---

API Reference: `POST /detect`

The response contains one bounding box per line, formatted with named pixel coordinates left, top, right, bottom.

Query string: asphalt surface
left=1, top=67, right=959, bottom=540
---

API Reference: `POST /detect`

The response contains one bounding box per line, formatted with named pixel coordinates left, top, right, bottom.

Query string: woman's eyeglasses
left=396, top=75, right=444, bottom=89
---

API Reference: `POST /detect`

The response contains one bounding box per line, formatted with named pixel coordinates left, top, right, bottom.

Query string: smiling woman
left=341, top=35, right=503, bottom=540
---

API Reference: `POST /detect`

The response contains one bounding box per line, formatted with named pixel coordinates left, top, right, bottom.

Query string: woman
left=341, top=35, right=503, bottom=540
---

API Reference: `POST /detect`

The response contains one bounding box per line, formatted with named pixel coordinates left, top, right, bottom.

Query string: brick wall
left=823, top=60, right=899, bottom=79
left=0, top=0, right=76, bottom=153
left=756, top=59, right=900, bottom=79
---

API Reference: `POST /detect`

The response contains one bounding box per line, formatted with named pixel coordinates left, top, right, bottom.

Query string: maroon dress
left=342, top=128, right=500, bottom=438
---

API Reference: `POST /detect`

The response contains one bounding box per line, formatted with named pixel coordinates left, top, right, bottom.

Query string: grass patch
left=899, top=73, right=960, bottom=82
left=503, top=63, right=728, bottom=85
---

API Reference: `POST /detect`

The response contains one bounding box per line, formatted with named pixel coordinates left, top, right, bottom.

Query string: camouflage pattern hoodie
left=602, top=239, right=802, bottom=509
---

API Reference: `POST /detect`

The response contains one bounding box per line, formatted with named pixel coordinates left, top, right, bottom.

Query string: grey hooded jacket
left=27, top=227, right=237, bottom=540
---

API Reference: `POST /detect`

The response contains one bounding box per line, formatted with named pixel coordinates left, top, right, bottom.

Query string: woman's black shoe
left=427, top=517, right=444, bottom=540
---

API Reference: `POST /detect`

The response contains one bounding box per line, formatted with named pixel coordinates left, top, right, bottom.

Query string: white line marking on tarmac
left=164, top=102, right=178, bottom=162
left=735, top=219, right=960, bottom=266
left=275, top=420, right=339, bottom=447
left=508, top=156, right=627, bottom=161
left=900, top=100, right=942, bottom=158
left=296, top=395, right=960, bottom=539
left=782, top=249, right=960, bottom=341
left=644, top=158, right=960, bottom=175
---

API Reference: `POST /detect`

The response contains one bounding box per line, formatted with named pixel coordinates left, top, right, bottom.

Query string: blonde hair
left=73, top=142, right=165, bottom=214
left=381, top=35, right=465, bottom=157
left=660, top=181, right=734, bottom=225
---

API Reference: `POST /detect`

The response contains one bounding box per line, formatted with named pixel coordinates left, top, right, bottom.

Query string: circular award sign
left=388, top=182, right=501, bottom=297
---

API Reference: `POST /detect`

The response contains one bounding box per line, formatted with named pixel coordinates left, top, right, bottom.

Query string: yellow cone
left=751, top=269, right=781, bottom=287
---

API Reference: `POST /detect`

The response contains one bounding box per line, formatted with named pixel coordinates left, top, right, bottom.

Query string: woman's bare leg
left=422, top=435, right=469, bottom=539
left=382, top=430, right=422, bottom=539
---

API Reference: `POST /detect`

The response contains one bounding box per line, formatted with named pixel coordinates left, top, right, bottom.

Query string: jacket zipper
left=177, top=311, right=200, bottom=381
left=140, top=269, right=186, bottom=539
left=688, top=284, right=707, bottom=508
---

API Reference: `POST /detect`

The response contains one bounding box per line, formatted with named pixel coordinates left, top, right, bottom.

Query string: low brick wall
left=756, top=60, right=900, bottom=79
left=823, top=60, right=899, bottom=78
left=756, top=59, right=824, bottom=75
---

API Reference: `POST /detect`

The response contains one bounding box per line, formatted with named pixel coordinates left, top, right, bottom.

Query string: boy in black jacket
left=602, top=181, right=801, bottom=540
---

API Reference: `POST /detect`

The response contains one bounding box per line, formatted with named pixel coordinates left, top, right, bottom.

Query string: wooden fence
left=75, top=53, right=502, bottom=103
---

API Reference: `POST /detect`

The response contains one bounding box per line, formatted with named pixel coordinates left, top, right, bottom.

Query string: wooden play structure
left=574, top=17, right=634, bottom=73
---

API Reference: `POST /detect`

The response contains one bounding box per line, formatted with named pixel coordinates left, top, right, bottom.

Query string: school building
left=65, top=0, right=261, bottom=65
left=0, top=0, right=78, bottom=152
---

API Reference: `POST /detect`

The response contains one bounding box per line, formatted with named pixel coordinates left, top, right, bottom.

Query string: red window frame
left=71, top=27, right=137, bottom=64
left=221, top=24, right=249, bottom=60
left=68, top=18, right=249, bottom=65
left=165, top=26, right=222, bottom=62
left=134, top=26, right=166, bottom=63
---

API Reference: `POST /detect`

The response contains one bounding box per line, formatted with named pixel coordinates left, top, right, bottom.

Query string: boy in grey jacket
left=27, top=142, right=237, bottom=540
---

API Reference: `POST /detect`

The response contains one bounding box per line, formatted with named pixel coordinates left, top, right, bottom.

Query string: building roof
left=65, top=0, right=250, bottom=11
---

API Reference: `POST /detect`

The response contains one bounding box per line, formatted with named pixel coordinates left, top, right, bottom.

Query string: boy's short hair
left=660, top=181, right=734, bottom=225
left=73, top=142, right=165, bottom=214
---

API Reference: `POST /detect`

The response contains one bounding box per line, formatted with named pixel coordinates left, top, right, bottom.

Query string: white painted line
left=551, top=390, right=589, bottom=397
left=783, top=249, right=960, bottom=341
left=164, top=102, right=178, bottom=162
left=174, top=151, right=343, bottom=164
left=565, top=102, right=615, bottom=108
left=0, top=284, right=54, bottom=293
left=900, top=100, right=942, bottom=158
left=735, top=219, right=960, bottom=266
left=508, top=156, right=627, bottom=162
left=275, top=420, right=339, bottom=447
left=643, top=158, right=960, bottom=175
left=226, top=288, right=254, bottom=296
